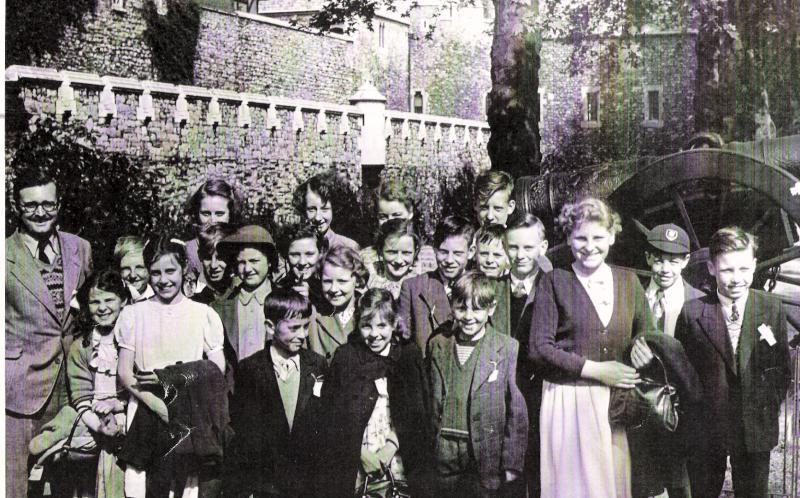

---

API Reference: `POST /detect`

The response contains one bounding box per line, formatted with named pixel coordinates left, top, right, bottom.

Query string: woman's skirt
left=540, top=380, right=631, bottom=498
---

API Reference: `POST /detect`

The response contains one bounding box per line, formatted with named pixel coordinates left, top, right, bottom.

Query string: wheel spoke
left=671, top=191, right=701, bottom=250
left=749, top=208, right=776, bottom=236
left=780, top=209, right=798, bottom=246
left=756, top=246, right=800, bottom=272
left=718, top=188, right=728, bottom=221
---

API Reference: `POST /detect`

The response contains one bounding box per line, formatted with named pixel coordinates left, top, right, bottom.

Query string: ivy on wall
left=142, top=0, right=201, bottom=84
left=5, top=116, right=171, bottom=269
left=6, top=0, right=97, bottom=65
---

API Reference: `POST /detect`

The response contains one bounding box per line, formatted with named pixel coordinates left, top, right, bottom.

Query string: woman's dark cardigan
left=313, top=335, right=434, bottom=498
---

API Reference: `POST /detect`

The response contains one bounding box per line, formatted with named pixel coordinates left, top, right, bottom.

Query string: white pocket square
left=758, top=323, right=777, bottom=346
left=487, top=361, right=499, bottom=383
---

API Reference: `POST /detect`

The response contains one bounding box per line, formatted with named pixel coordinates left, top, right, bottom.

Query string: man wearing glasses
left=5, top=167, right=92, bottom=497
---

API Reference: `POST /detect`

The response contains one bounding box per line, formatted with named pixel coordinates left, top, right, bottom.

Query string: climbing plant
left=6, top=0, right=97, bottom=65
left=5, top=116, right=171, bottom=269
left=142, top=0, right=201, bottom=84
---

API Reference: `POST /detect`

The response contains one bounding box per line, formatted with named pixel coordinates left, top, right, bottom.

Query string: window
left=581, top=86, right=601, bottom=128
left=537, top=87, right=546, bottom=129
left=378, top=22, right=386, bottom=48
left=257, top=0, right=271, bottom=13
left=484, top=92, right=491, bottom=118
left=412, top=90, right=426, bottom=114
left=586, top=91, right=599, bottom=122
left=643, top=85, right=663, bottom=128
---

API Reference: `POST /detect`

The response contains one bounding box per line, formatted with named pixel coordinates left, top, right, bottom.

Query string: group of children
left=49, top=169, right=790, bottom=498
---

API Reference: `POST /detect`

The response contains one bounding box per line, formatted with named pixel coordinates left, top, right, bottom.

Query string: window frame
left=643, top=84, right=664, bottom=128
left=581, top=85, right=601, bottom=129
left=537, top=87, right=547, bottom=130
left=411, top=89, right=428, bottom=114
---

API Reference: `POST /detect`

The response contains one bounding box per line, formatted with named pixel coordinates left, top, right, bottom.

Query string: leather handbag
left=357, top=463, right=412, bottom=498
left=609, top=352, right=679, bottom=433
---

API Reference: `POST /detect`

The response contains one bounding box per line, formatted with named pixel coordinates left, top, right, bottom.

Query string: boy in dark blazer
left=634, top=226, right=791, bottom=498
left=428, top=271, right=528, bottom=497
left=641, top=224, right=705, bottom=337
left=492, top=213, right=549, bottom=498
left=399, top=215, right=476, bottom=354
left=633, top=223, right=704, bottom=498
left=224, top=289, right=326, bottom=498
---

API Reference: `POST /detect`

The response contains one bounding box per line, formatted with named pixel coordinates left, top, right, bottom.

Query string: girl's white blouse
left=114, top=298, right=224, bottom=371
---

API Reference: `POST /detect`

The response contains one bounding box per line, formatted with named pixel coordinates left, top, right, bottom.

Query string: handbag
left=609, top=352, right=679, bottom=433
left=357, top=463, right=412, bottom=498
left=29, top=405, right=100, bottom=482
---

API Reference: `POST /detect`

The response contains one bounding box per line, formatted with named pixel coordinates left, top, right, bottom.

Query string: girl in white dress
left=531, top=198, right=654, bottom=498
left=115, top=235, right=225, bottom=498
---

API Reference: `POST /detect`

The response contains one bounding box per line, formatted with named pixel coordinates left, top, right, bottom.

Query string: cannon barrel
left=516, top=134, right=800, bottom=223
left=515, top=157, right=655, bottom=224
left=723, top=135, right=800, bottom=178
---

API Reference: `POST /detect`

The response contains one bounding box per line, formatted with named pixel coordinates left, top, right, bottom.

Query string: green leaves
left=6, top=116, right=172, bottom=269
left=6, top=0, right=97, bottom=66
left=142, top=0, right=201, bottom=85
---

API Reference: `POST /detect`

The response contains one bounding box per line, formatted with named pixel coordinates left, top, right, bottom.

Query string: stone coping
left=234, top=10, right=354, bottom=42
left=5, top=65, right=364, bottom=116
left=254, top=7, right=411, bottom=26
left=384, top=109, right=489, bottom=130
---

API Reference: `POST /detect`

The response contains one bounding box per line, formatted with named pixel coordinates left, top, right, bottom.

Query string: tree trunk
left=487, top=0, right=541, bottom=179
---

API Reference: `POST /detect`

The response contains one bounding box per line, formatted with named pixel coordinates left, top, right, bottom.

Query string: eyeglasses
left=19, top=201, right=59, bottom=214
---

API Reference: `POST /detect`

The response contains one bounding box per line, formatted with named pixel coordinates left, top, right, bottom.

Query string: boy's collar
left=716, top=289, right=749, bottom=310
left=270, top=344, right=301, bottom=366
left=455, top=325, right=487, bottom=344
left=646, top=276, right=684, bottom=298
left=510, top=268, right=538, bottom=287
left=239, top=278, right=272, bottom=305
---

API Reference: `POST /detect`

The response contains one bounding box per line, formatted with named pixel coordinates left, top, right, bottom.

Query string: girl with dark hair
left=366, top=219, right=420, bottom=299
left=114, top=234, right=226, bottom=498
left=192, top=223, right=237, bottom=305
left=314, top=288, right=432, bottom=498
left=183, top=179, right=243, bottom=293
left=292, top=172, right=360, bottom=252
left=66, top=269, right=131, bottom=498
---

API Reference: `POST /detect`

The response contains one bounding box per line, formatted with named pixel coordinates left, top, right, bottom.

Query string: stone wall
left=409, top=9, right=492, bottom=121
left=14, top=0, right=493, bottom=120
left=539, top=32, right=697, bottom=167
left=33, top=0, right=155, bottom=80
left=20, top=2, right=361, bottom=105
left=382, top=113, right=491, bottom=238
left=5, top=69, right=490, bottom=243
left=194, top=10, right=359, bottom=103
left=5, top=76, right=362, bottom=228
left=351, top=15, right=411, bottom=112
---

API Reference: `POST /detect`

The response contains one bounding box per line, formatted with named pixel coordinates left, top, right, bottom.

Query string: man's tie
left=652, top=289, right=666, bottom=332
left=37, top=239, right=50, bottom=264
left=731, top=302, right=740, bottom=322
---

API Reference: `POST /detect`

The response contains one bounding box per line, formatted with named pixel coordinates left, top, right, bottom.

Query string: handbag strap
left=63, top=405, right=96, bottom=453
left=648, top=350, right=673, bottom=388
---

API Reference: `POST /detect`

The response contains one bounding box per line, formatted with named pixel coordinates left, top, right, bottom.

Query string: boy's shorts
left=435, top=428, right=476, bottom=475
